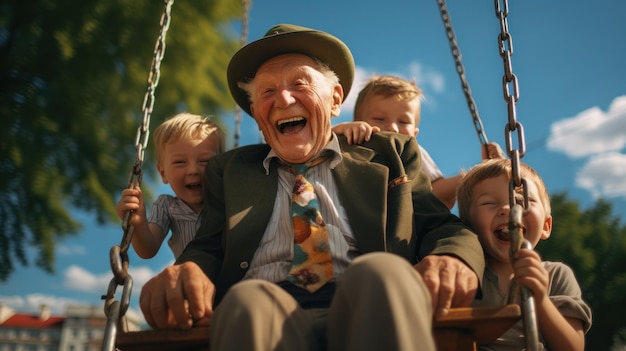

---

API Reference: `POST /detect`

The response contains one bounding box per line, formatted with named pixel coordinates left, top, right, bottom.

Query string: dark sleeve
left=362, top=132, right=485, bottom=283
left=405, top=135, right=485, bottom=283
left=175, top=151, right=227, bottom=281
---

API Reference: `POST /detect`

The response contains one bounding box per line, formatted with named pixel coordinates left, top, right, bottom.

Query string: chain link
left=100, top=1, right=174, bottom=350
left=496, top=0, right=525, bottom=189
left=495, top=1, right=539, bottom=350
left=436, top=0, right=490, bottom=147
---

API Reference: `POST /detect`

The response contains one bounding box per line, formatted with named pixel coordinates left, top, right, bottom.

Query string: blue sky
left=2, top=0, right=625, bottom=326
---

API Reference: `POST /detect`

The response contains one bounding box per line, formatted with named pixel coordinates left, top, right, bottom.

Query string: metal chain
left=233, top=0, right=250, bottom=148
left=100, top=1, right=174, bottom=350
left=494, top=1, right=539, bottom=350
left=436, top=0, right=490, bottom=147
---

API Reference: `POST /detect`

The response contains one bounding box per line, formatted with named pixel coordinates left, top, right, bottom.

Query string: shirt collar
left=262, top=133, right=343, bottom=174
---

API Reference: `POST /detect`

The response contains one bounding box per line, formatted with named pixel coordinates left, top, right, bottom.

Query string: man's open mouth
left=278, top=117, right=306, bottom=134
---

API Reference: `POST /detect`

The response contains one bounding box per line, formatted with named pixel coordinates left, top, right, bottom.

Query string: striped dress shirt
left=149, top=194, right=201, bottom=259
left=244, top=135, right=360, bottom=283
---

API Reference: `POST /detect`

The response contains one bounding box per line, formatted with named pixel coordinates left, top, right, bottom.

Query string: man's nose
left=276, top=88, right=296, bottom=108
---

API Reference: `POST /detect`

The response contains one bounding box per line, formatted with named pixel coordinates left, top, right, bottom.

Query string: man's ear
left=330, top=85, right=343, bottom=117
left=414, top=127, right=420, bottom=138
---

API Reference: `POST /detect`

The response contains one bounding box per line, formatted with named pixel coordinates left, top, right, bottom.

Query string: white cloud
left=55, top=264, right=159, bottom=327
left=63, top=264, right=159, bottom=295
left=341, top=66, right=370, bottom=116
left=0, top=266, right=155, bottom=318
left=0, top=295, right=27, bottom=309
left=407, top=61, right=445, bottom=93
left=63, top=265, right=111, bottom=293
left=547, top=95, right=626, bottom=158
left=546, top=95, right=626, bottom=199
left=0, top=294, right=145, bottom=327
left=57, top=244, right=87, bottom=256
left=576, top=152, right=626, bottom=199
left=0, top=294, right=87, bottom=315
left=127, top=266, right=162, bottom=288
left=340, top=62, right=446, bottom=116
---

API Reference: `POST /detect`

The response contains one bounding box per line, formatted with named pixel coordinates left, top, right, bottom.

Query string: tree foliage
left=0, top=0, right=241, bottom=281
left=537, top=192, right=626, bottom=351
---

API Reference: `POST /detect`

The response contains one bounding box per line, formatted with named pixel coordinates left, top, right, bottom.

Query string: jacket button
left=239, top=261, right=249, bottom=269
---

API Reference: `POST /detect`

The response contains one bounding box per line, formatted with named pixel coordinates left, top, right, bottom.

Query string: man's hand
left=139, top=261, right=215, bottom=329
left=414, top=255, right=478, bottom=318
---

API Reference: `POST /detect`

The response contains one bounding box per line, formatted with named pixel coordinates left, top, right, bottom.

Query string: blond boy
left=116, top=113, right=224, bottom=259
left=457, top=158, right=592, bottom=350
left=333, top=75, right=502, bottom=208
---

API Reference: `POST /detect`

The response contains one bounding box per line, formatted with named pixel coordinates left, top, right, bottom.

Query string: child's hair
left=457, top=158, right=551, bottom=227
left=353, top=75, right=423, bottom=123
left=153, top=113, right=225, bottom=162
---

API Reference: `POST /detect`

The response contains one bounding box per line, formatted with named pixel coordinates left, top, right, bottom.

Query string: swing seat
left=116, top=327, right=210, bottom=351
left=433, top=304, right=521, bottom=351
left=115, top=304, right=521, bottom=351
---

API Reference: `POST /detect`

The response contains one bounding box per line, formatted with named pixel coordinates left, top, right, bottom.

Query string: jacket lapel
left=334, top=144, right=388, bottom=253
left=219, top=146, right=277, bottom=286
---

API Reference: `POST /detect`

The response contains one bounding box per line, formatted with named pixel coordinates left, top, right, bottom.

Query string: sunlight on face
left=357, top=94, right=420, bottom=137
left=248, top=54, right=343, bottom=164
left=468, top=174, right=552, bottom=266
left=157, top=136, right=220, bottom=213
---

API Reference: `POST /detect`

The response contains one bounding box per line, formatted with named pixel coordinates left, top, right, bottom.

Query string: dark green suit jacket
left=178, top=132, right=484, bottom=304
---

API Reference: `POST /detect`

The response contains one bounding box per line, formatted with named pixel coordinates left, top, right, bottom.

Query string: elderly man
left=139, top=24, right=484, bottom=351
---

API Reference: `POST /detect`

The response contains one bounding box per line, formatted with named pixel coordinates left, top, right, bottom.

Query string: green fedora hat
left=227, top=24, right=355, bottom=117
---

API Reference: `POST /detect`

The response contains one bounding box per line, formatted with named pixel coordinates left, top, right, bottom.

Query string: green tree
left=537, top=192, right=626, bottom=351
left=0, top=0, right=242, bottom=281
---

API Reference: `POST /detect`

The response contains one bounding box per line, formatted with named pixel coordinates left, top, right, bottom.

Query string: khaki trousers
left=210, top=252, right=436, bottom=351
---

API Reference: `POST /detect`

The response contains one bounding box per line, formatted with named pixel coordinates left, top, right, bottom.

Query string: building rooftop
left=1, top=314, right=64, bottom=329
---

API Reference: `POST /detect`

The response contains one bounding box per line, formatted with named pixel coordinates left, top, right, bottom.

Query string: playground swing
left=101, top=0, right=539, bottom=350
left=432, top=0, right=538, bottom=350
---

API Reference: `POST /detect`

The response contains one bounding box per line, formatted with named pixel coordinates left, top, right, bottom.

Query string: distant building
left=0, top=303, right=140, bottom=351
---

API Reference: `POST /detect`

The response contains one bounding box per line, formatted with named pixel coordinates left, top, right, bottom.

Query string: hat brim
left=227, top=28, right=354, bottom=117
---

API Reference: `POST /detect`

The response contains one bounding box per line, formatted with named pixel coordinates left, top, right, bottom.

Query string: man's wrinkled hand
left=414, top=255, right=478, bottom=319
left=139, top=261, right=214, bottom=329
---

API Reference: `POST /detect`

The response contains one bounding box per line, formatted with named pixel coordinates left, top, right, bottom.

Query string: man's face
left=249, top=54, right=343, bottom=164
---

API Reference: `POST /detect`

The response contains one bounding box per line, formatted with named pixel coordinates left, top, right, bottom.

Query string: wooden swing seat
left=115, top=304, right=521, bottom=351
left=433, top=304, right=521, bottom=351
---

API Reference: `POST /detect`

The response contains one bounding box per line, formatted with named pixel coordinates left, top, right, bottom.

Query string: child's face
left=157, top=136, right=220, bottom=213
left=467, top=174, right=552, bottom=265
left=358, top=94, right=420, bottom=137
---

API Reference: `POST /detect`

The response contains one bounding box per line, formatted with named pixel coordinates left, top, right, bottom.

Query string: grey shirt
left=473, top=261, right=592, bottom=350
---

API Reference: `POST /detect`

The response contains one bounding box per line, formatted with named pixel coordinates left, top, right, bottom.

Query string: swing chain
left=495, top=0, right=525, bottom=191
left=100, top=1, right=174, bottom=350
left=436, top=0, right=489, bottom=147
left=495, top=1, right=539, bottom=350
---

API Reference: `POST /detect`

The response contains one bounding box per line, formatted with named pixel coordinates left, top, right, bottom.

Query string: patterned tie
left=286, top=157, right=334, bottom=293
